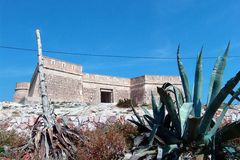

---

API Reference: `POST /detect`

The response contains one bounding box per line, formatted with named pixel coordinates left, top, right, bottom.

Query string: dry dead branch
left=13, top=29, right=83, bottom=160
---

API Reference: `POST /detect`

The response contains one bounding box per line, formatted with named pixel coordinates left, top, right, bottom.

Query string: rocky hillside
left=0, top=101, right=239, bottom=134
left=0, top=102, right=147, bottom=133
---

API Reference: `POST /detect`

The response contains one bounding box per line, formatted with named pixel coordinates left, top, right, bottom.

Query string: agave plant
left=10, top=30, right=83, bottom=160
left=128, top=43, right=240, bottom=159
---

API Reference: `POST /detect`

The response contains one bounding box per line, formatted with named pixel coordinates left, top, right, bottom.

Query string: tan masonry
left=13, top=57, right=182, bottom=104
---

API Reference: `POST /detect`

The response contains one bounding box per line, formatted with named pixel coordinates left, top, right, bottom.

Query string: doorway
left=100, top=89, right=113, bottom=103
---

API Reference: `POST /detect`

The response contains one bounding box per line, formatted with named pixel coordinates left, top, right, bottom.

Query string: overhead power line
left=0, top=45, right=240, bottom=60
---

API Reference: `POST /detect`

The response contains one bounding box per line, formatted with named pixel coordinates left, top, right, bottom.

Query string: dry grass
left=0, top=129, right=27, bottom=159
left=76, top=121, right=138, bottom=160
left=0, top=130, right=26, bottom=148
left=0, top=121, right=138, bottom=160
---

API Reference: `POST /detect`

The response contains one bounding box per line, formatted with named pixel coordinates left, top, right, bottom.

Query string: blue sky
left=0, top=0, right=240, bottom=102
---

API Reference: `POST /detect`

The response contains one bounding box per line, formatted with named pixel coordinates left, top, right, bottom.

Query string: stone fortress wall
left=82, top=73, right=131, bottom=104
left=13, top=57, right=182, bottom=105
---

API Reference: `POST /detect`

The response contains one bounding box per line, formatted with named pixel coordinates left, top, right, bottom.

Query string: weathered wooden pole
left=36, top=29, right=54, bottom=126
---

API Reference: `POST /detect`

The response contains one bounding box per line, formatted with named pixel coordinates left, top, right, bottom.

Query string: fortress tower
left=13, top=82, right=30, bottom=103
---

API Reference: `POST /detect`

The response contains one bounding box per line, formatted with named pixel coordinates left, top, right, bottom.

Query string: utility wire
left=0, top=45, right=240, bottom=60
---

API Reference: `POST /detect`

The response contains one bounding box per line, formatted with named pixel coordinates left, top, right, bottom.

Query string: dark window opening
left=100, top=89, right=113, bottom=103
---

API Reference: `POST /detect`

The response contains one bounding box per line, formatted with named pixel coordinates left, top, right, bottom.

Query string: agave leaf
left=131, top=147, right=156, bottom=160
left=207, top=87, right=240, bottom=138
left=230, top=90, right=240, bottom=102
left=35, top=131, right=42, bottom=149
left=228, top=87, right=240, bottom=105
left=163, top=83, right=184, bottom=112
left=199, top=71, right=240, bottom=135
left=151, top=92, right=160, bottom=121
left=205, top=105, right=229, bottom=142
left=217, top=120, right=240, bottom=142
left=207, top=42, right=230, bottom=106
left=193, top=49, right=203, bottom=117
left=177, top=45, right=192, bottom=102
left=39, top=134, right=46, bottom=159
left=159, top=102, right=165, bottom=125
left=162, top=144, right=178, bottom=158
left=44, top=131, right=50, bottom=159
left=148, top=124, right=159, bottom=146
left=141, top=106, right=151, bottom=116
left=164, top=114, right=171, bottom=128
left=162, top=82, right=173, bottom=89
left=143, top=115, right=155, bottom=128
left=47, top=128, right=53, bottom=147
left=158, top=87, right=181, bottom=135
left=133, top=134, right=146, bottom=147
left=183, top=116, right=202, bottom=143
left=207, top=57, right=221, bottom=105
left=128, top=119, right=150, bottom=132
left=223, top=146, right=237, bottom=156
left=156, top=126, right=181, bottom=144
left=131, top=105, right=144, bottom=124
left=173, top=87, right=184, bottom=110
left=179, top=103, right=193, bottom=136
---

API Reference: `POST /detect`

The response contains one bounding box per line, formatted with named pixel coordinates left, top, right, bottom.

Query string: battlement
left=15, top=82, right=30, bottom=90
left=43, top=57, right=82, bottom=75
left=144, top=75, right=181, bottom=85
left=131, top=75, right=181, bottom=86
left=83, top=73, right=130, bottom=87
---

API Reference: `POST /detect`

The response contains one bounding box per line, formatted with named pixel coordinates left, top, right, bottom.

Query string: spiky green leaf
left=207, top=42, right=230, bottom=106
left=131, top=105, right=144, bottom=124
left=157, top=87, right=181, bottom=135
left=159, top=102, right=165, bottom=125
left=148, top=124, right=159, bottom=146
left=179, top=103, right=193, bottom=136
left=143, top=115, right=155, bottom=128
left=177, top=45, right=192, bottom=102
left=151, top=92, right=160, bottom=121
left=128, top=119, right=150, bottom=132
left=207, top=87, right=240, bottom=138
left=199, top=71, right=240, bottom=135
left=141, top=106, right=151, bottom=116
left=183, top=116, right=202, bottom=143
left=163, top=82, right=184, bottom=111
left=156, top=126, right=181, bottom=144
left=193, top=49, right=203, bottom=117
left=217, top=120, right=240, bottom=142
left=206, top=105, right=229, bottom=139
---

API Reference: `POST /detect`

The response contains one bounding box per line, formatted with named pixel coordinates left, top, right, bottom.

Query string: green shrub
left=116, top=98, right=138, bottom=108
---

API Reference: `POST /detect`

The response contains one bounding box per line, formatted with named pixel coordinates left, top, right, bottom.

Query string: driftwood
left=14, top=29, right=82, bottom=160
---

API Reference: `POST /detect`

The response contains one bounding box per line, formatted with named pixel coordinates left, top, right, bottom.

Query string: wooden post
left=36, top=29, right=54, bottom=125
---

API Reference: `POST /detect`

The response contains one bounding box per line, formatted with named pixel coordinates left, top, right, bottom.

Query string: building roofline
left=43, top=56, right=82, bottom=67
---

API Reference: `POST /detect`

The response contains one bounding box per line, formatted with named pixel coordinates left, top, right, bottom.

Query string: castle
left=13, top=57, right=182, bottom=104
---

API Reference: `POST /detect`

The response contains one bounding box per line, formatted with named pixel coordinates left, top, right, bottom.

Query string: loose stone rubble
left=0, top=101, right=239, bottom=134
left=0, top=101, right=148, bottom=133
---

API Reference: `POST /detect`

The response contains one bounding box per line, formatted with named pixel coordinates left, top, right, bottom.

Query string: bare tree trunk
left=36, top=29, right=55, bottom=127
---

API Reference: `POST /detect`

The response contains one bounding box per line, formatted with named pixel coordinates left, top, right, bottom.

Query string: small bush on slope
left=117, top=98, right=138, bottom=108
left=0, top=129, right=27, bottom=159
left=76, top=121, right=138, bottom=160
